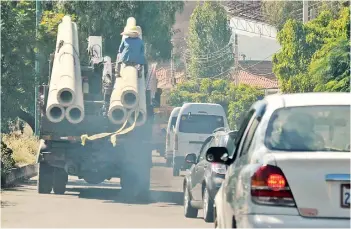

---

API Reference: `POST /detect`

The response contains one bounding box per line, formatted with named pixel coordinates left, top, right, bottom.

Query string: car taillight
left=174, top=133, right=178, bottom=150
left=211, top=163, right=227, bottom=175
left=251, top=165, right=296, bottom=207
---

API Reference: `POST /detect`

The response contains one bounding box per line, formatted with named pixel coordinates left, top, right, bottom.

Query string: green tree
left=261, top=1, right=346, bottom=30
left=309, top=37, right=350, bottom=92
left=168, top=79, right=264, bottom=129
left=227, top=84, right=264, bottom=129
left=309, top=7, right=350, bottom=92
left=261, top=0, right=303, bottom=30
left=1, top=1, right=36, bottom=132
left=272, top=7, right=350, bottom=93
left=187, top=2, right=233, bottom=78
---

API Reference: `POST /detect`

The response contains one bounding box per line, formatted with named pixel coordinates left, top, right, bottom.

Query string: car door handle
left=204, top=164, right=208, bottom=168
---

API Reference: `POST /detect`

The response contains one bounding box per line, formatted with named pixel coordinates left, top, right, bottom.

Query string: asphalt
left=1, top=153, right=212, bottom=228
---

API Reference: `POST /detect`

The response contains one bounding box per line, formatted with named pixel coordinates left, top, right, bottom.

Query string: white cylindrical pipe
left=120, top=65, right=139, bottom=109
left=65, top=21, right=84, bottom=124
left=128, top=77, right=147, bottom=127
left=108, top=78, right=128, bottom=125
left=46, top=23, right=66, bottom=123
left=56, top=16, right=77, bottom=107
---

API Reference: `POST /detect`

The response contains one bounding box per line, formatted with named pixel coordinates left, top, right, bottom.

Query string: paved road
left=1, top=154, right=212, bottom=228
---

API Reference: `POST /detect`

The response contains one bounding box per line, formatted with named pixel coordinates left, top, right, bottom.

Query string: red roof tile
left=233, top=70, right=279, bottom=89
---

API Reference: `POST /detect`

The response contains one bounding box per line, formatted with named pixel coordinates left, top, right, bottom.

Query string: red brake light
left=267, top=174, right=286, bottom=190
left=251, top=165, right=295, bottom=207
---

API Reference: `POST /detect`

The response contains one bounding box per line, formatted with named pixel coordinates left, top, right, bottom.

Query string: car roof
left=264, top=92, right=351, bottom=108
left=170, top=107, right=181, bottom=116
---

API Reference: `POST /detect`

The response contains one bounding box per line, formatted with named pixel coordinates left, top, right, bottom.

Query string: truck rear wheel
left=53, top=168, right=68, bottom=195
left=38, top=162, right=54, bottom=194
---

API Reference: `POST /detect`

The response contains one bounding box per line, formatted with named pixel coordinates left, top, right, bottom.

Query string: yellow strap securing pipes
left=80, top=106, right=139, bottom=146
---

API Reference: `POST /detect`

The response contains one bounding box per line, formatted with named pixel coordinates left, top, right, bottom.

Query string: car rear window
left=179, top=114, right=224, bottom=134
left=265, top=105, right=350, bottom=152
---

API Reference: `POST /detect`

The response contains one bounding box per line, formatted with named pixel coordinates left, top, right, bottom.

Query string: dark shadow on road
left=1, top=200, right=16, bottom=208
left=66, top=180, right=121, bottom=188
left=152, top=162, right=167, bottom=167
left=1, top=179, right=37, bottom=191
left=65, top=187, right=183, bottom=206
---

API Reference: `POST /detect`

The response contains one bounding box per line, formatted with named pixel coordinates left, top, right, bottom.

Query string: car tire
left=184, top=185, right=198, bottom=218
left=38, top=162, right=54, bottom=194
left=203, top=187, right=214, bottom=222
left=53, top=168, right=68, bottom=195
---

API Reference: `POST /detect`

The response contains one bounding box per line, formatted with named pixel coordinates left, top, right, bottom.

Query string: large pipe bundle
left=46, top=15, right=84, bottom=124
left=108, top=77, right=128, bottom=124
left=128, top=77, right=147, bottom=126
left=65, top=22, right=84, bottom=124
left=56, top=16, right=77, bottom=107
left=120, top=65, right=139, bottom=109
left=45, top=23, right=66, bottom=123
left=108, top=17, right=148, bottom=127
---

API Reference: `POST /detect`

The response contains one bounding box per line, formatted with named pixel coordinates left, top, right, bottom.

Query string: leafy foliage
left=273, top=7, right=350, bottom=93
left=57, top=1, right=183, bottom=62
left=261, top=0, right=303, bottom=31
left=261, top=1, right=346, bottom=30
left=187, top=2, right=233, bottom=78
left=1, top=1, right=36, bottom=132
left=310, top=37, right=350, bottom=92
left=168, top=79, right=264, bottom=129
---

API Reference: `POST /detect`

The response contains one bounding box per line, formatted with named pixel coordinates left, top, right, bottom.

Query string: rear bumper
left=236, top=214, right=350, bottom=228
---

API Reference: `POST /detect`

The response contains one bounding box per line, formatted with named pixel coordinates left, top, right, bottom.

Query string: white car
left=206, top=92, right=350, bottom=228
left=165, top=107, right=181, bottom=167
left=172, top=103, right=229, bottom=176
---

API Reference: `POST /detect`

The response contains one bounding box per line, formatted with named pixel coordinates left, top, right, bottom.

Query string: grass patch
left=1, top=130, right=39, bottom=167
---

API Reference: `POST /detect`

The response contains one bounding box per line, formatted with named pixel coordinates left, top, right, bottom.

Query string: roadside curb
left=2, top=164, right=38, bottom=187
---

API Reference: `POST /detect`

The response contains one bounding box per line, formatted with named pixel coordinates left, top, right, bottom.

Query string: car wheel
left=184, top=185, right=198, bottom=218
left=214, top=217, right=219, bottom=229
left=38, top=162, right=54, bottom=194
left=53, top=168, right=68, bottom=195
left=203, top=187, right=214, bottom=222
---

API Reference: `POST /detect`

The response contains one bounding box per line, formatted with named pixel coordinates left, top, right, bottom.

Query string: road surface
left=1, top=153, right=211, bottom=228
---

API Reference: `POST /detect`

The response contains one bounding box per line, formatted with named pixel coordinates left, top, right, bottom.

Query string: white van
left=165, top=107, right=181, bottom=167
left=172, top=103, right=229, bottom=176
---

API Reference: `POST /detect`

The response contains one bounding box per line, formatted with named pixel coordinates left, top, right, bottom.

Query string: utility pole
left=170, top=44, right=175, bottom=87
left=303, top=0, right=309, bottom=23
left=35, top=0, right=42, bottom=136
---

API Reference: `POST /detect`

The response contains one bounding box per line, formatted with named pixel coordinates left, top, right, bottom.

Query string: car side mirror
left=205, top=147, right=230, bottom=165
left=185, top=153, right=197, bottom=165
